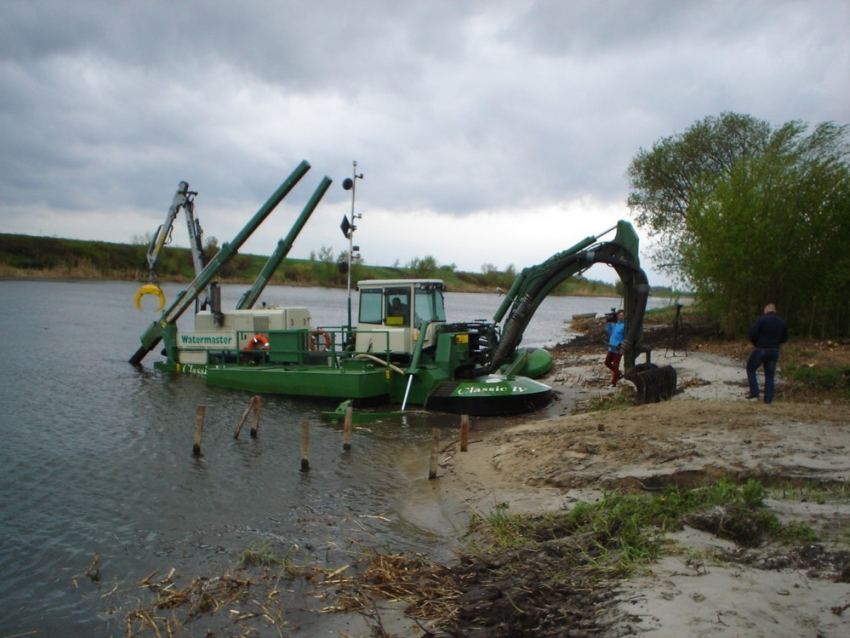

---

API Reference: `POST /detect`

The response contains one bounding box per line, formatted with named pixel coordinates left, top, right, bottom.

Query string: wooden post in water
left=343, top=405, right=353, bottom=451
left=300, top=420, right=310, bottom=472
left=250, top=395, right=261, bottom=438
left=428, top=428, right=440, bottom=479
left=460, top=414, right=469, bottom=452
left=193, top=405, right=205, bottom=457
left=233, top=396, right=257, bottom=439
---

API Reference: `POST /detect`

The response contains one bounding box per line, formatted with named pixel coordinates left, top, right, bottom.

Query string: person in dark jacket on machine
left=746, top=303, right=788, bottom=404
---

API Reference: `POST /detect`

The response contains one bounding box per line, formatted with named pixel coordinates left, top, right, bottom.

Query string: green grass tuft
left=239, top=541, right=299, bottom=577
left=465, top=479, right=819, bottom=577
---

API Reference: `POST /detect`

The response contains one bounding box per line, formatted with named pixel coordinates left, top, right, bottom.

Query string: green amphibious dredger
left=130, top=160, right=673, bottom=416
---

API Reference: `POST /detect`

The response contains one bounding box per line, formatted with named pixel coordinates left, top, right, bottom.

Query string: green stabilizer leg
left=130, top=321, right=164, bottom=366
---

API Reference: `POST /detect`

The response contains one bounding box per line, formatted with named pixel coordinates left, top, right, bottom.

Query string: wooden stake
left=300, top=420, right=310, bottom=472
left=233, top=396, right=256, bottom=439
left=429, top=428, right=440, bottom=479
left=250, top=395, right=261, bottom=438
left=343, top=405, right=353, bottom=451
left=460, top=414, right=469, bottom=452
left=193, top=405, right=205, bottom=457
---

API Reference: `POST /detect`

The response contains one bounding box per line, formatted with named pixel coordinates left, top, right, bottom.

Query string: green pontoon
left=152, top=278, right=554, bottom=415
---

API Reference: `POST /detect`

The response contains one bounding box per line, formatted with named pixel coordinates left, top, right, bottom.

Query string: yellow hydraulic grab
left=133, top=181, right=207, bottom=312
left=134, top=283, right=166, bottom=312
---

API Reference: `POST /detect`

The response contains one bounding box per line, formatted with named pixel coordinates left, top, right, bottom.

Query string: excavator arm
left=481, top=221, right=650, bottom=375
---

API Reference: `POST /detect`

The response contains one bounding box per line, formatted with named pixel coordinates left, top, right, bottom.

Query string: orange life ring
left=247, top=333, right=269, bottom=350
left=309, top=329, right=331, bottom=351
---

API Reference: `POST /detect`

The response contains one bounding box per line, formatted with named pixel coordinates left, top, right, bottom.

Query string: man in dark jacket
left=746, top=303, right=788, bottom=404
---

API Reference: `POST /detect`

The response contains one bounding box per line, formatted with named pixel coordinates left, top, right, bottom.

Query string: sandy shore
left=398, top=349, right=850, bottom=637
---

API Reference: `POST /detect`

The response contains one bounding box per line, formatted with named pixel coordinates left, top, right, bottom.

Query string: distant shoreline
left=0, top=233, right=682, bottom=297
left=0, top=269, right=658, bottom=298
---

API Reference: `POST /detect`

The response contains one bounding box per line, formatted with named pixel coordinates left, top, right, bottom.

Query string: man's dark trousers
left=746, top=348, right=780, bottom=403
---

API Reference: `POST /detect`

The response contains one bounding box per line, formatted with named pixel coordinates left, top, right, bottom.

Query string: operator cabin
left=355, top=280, right=447, bottom=359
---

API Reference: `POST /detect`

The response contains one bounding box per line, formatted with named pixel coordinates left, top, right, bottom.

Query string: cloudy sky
left=2, top=1, right=848, bottom=286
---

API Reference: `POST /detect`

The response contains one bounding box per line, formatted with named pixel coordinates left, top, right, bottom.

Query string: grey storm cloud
left=1, top=0, right=848, bottom=276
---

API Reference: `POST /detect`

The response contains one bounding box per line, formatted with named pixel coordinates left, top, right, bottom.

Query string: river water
left=0, top=280, right=667, bottom=636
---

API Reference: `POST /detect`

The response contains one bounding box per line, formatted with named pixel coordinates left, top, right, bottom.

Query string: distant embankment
left=0, top=233, right=642, bottom=296
left=0, top=233, right=312, bottom=284
left=0, top=234, right=154, bottom=281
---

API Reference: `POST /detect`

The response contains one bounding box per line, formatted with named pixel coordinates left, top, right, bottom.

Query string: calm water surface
left=0, top=280, right=666, bottom=635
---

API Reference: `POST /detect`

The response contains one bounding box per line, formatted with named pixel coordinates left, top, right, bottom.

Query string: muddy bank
left=410, top=346, right=850, bottom=637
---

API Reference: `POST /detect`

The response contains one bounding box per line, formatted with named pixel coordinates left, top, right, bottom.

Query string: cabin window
left=359, top=289, right=383, bottom=325
left=414, top=286, right=446, bottom=326
left=385, top=288, right=410, bottom=326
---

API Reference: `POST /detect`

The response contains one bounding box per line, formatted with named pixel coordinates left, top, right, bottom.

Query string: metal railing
left=219, top=327, right=400, bottom=368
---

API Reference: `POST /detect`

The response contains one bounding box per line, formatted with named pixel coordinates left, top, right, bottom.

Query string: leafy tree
left=495, top=264, right=518, bottom=290
left=317, top=245, right=337, bottom=278
left=317, top=245, right=334, bottom=263
left=480, top=263, right=519, bottom=289
left=503, top=264, right=517, bottom=288
left=629, top=113, right=850, bottom=337
left=339, top=250, right=362, bottom=265
left=627, top=112, right=772, bottom=280
left=481, top=263, right=499, bottom=287
left=406, top=255, right=439, bottom=278
left=204, top=235, right=219, bottom=256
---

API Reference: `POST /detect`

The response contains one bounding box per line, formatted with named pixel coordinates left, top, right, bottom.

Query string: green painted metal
left=321, top=400, right=407, bottom=423
left=424, top=374, right=553, bottom=415
left=612, top=220, right=641, bottom=265
left=206, top=362, right=391, bottom=399
left=159, top=318, right=554, bottom=414
left=524, top=348, right=553, bottom=378
left=501, top=347, right=553, bottom=378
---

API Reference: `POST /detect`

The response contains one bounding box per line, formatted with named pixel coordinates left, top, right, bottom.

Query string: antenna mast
left=342, top=161, right=364, bottom=334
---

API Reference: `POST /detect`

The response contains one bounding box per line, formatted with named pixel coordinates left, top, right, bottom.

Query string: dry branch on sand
left=122, top=567, right=291, bottom=637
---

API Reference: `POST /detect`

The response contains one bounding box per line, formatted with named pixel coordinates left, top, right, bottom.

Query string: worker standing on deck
left=604, top=309, right=626, bottom=386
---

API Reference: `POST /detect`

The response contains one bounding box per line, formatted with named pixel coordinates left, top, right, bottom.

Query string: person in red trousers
left=604, top=309, right=625, bottom=386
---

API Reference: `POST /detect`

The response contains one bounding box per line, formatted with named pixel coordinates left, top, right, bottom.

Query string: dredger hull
left=424, top=375, right=553, bottom=416
left=196, top=361, right=552, bottom=415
